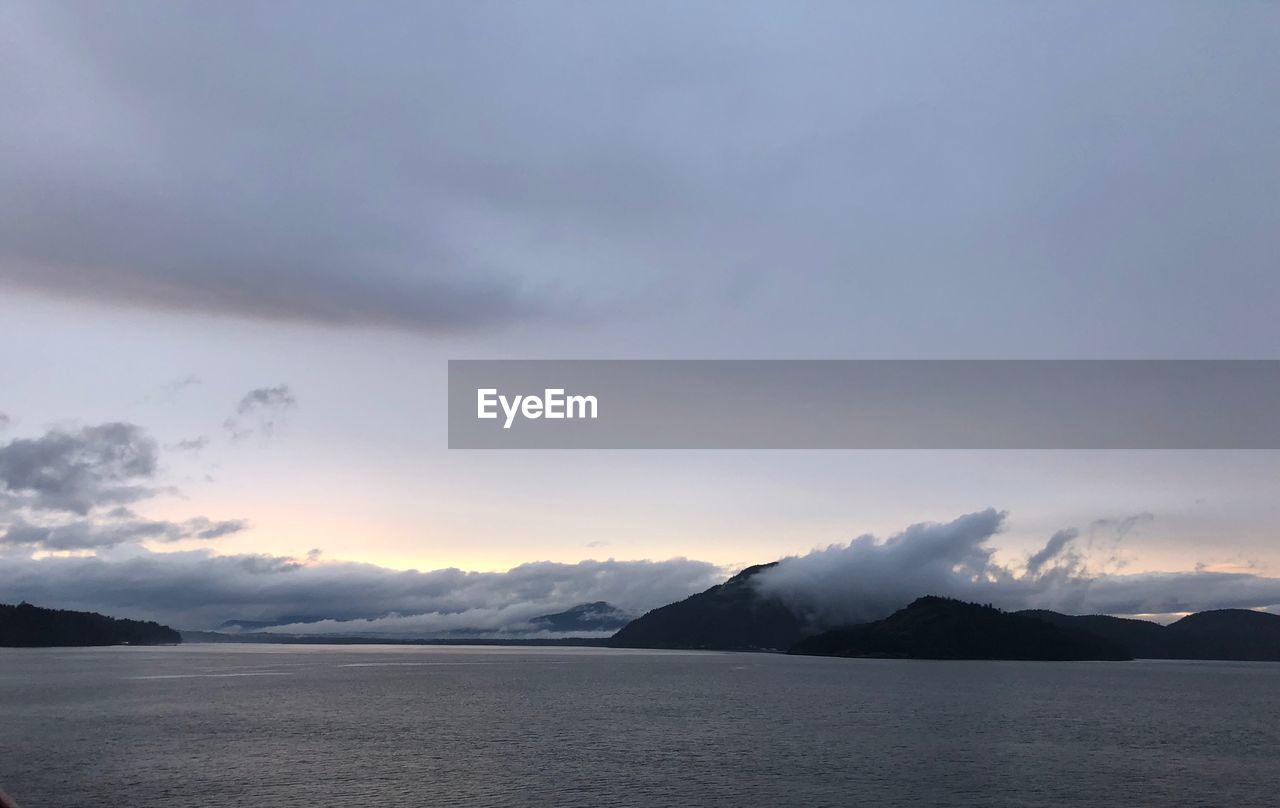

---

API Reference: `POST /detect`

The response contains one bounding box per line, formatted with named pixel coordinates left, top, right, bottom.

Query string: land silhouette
left=609, top=564, right=1280, bottom=660
left=789, top=597, right=1131, bottom=660
left=9, top=572, right=1280, bottom=661
left=0, top=602, right=180, bottom=647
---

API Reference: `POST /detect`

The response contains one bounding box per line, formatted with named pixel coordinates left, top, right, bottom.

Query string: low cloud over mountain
left=755, top=509, right=1280, bottom=623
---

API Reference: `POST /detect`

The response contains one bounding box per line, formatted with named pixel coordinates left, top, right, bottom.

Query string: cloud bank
left=0, top=549, right=722, bottom=634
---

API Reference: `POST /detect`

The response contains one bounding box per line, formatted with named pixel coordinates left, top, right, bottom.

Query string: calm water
left=2, top=645, right=1278, bottom=807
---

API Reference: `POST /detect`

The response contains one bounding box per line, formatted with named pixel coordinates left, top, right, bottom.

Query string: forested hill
left=608, top=563, right=806, bottom=651
left=790, top=597, right=1132, bottom=661
left=0, top=602, right=181, bottom=647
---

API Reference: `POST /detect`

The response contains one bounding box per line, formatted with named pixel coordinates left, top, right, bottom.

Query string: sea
left=2, top=644, right=1278, bottom=807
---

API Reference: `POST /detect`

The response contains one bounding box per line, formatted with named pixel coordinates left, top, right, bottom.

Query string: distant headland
left=0, top=602, right=180, bottom=647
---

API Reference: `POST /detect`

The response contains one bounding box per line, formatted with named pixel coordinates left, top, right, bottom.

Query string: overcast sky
left=2, top=2, right=1279, bottom=631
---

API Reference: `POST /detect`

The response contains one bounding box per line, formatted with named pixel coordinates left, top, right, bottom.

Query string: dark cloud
left=188, top=517, right=250, bottom=540
left=0, top=515, right=248, bottom=551
left=756, top=510, right=1280, bottom=626
left=1026, top=528, right=1079, bottom=576
left=0, top=422, right=249, bottom=552
left=0, top=413, right=10, bottom=430
left=0, top=422, right=158, bottom=514
left=224, top=385, right=296, bottom=440
left=0, top=549, right=723, bottom=633
left=0, top=5, right=557, bottom=334
left=234, top=386, right=297, bottom=413
left=1, top=3, right=1275, bottom=346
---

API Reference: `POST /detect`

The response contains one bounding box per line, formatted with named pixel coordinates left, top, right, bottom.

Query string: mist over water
left=3, top=645, right=1279, bottom=808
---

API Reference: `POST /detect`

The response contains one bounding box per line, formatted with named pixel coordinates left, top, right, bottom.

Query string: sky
left=1, top=1, right=1279, bottom=633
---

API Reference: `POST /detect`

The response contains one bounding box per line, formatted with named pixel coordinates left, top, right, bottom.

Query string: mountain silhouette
left=607, top=561, right=1280, bottom=660
left=790, top=597, right=1132, bottom=660
left=1165, top=609, right=1280, bottom=660
left=1017, top=610, right=1171, bottom=658
left=1019, top=608, right=1280, bottom=660
left=609, top=563, right=807, bottom=650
